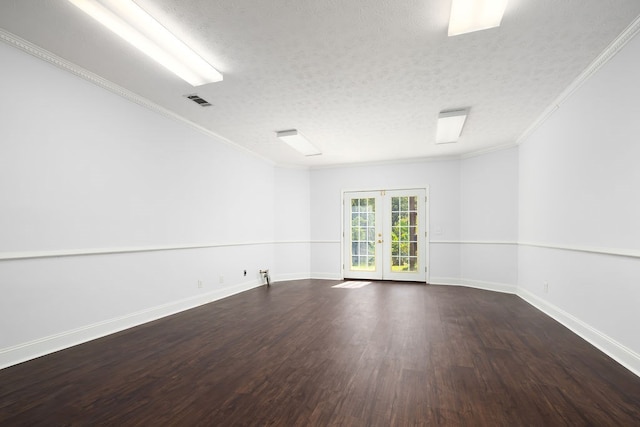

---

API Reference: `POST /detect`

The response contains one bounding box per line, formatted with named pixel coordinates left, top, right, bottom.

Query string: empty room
left=1, top=0, right=640, bottom=425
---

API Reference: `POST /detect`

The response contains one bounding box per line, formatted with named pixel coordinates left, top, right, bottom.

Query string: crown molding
left=4, top=14, right=640, bottom=171
left=459, top=142, right=519, bottom=160
left=307, top=153, right=462, bottom=171
left=0, top=28, right=274, bottom=166
left=517, top=15, right=640, bottom=145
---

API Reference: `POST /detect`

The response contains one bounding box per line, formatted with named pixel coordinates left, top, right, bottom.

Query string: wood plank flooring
left=1, top=279, right=639, bottom=426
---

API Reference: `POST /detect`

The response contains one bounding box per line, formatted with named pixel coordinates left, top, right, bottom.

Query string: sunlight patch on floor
left=332, top=281, right=372, bottom=289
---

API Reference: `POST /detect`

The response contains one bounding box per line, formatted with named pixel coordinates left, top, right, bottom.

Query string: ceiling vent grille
left=185, top=94, right=212, bottom=107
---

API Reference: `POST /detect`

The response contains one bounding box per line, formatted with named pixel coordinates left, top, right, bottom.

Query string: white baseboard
left=310, top=272, right=343, bottom=280
left=271, top=272, right=311, bottom=282
left=5, top=276, right=638, bottom=380
left=0, top=280, right=262, bottom=370
left=517, top=288, right=640, bottom=378
left=429, top=278, right=640, bottom=377
left=429, top=277, right=517, bottom=294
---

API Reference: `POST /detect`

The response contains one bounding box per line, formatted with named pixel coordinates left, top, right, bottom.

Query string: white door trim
left=341, top=186, right=429, bottom=282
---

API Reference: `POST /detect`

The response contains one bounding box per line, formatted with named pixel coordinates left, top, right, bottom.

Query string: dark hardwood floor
left=1, top=279, right=639, bottom=426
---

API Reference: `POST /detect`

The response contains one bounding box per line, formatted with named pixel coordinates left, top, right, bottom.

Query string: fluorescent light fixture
left=448, top=0, right=508, bottom=36
left=436, top=109, right=469, bottom=144
left=276, top=130, right=322, bottom=156
left=67, top=0, right=222, bottom=86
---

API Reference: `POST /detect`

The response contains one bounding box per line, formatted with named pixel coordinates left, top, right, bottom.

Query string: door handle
left=378, top=239, right=383, bottom=243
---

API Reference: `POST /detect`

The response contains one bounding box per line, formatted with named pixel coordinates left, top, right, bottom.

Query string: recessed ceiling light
left=436, top=109, right=469, bottom=144
left=276, top=130, right=322, bottom=156
left=67, top=0, right=223, bottom=86
left=448, top=0, right=508, bottom=36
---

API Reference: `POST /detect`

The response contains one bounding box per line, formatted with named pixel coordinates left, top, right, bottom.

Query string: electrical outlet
left=197, top=280, right=203, bottom=289
left=543, top=281, right=549, bottom=293
left=219, top=275, right=224, bottom=284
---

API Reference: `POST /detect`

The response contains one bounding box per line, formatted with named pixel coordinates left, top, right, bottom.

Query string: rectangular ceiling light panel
left=448, top=0, right=508, bottom=36
left=436, top=109, right=468, bottom=144
left=67, top=0, right=223, bottom=86
left=276, top=130, right=321, bottom=156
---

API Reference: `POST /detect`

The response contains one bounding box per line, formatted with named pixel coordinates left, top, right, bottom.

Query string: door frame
left=340, top=186, right=430, bottom=283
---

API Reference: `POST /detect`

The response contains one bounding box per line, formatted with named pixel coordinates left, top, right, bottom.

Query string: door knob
left=378, top=239, right=383, bottom=243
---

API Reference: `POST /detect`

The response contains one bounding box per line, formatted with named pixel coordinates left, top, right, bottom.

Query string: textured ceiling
left=1, top=0, right=640, bottom=167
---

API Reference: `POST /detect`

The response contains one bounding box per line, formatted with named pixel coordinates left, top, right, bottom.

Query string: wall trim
left=272, top=273, right=311, bottom=282
left=431, top=240, right=518, bottom=245
left=519, top=241, right=640, bottom=259
left=0, top=28, right=272, bottom=167
left=429, top=240, right=640, bottom=259
left=428, top=279, right=640, bottom=377
left=3, top=271, right=638, bottom=378
left=517, top=288, right=640, bottom=378
left=4, top=240, right=628, bottom=284
left=517, top=15, right=640, bottom=145
left=311, top=273, right=343, bottom=280
left=0, top=240, right=333, bottom=261
left=0, top=241, right=278, bottom=261
left=429, top=277, right=517, bottom=294
left=0, top=279, right=263, bottom=370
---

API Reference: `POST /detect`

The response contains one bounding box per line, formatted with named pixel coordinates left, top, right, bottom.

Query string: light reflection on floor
left=332, top=281, right=371, bottom=289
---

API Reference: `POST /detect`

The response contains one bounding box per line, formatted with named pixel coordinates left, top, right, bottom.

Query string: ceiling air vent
left=185, top=94, right=212, bottom=107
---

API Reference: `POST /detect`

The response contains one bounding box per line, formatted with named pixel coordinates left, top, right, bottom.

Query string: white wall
left=3, top=22, right=639, bottom=378
left=518, top=31, right=640, bottom=374
left=0, top=40, right=277, bottom=367
left=307, top=148, right=519, bottom=290
left=273, top=167, right=311, bottom=281
left=459, top=147, right=519, bottom=292
left=309, top=159, right=462, bottom=280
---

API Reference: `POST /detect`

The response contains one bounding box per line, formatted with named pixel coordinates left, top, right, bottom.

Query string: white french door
left=343, top=189, right=427, bottom=282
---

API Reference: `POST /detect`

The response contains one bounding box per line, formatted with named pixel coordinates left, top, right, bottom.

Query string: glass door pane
left=344, top=192, right=382, bottom=280
left=344, top=189, right=427, bottom=282
left=350, top=197, right=376, bottom=271
left=383, top=189, right=426, bottom=282
left=390, top=195, right=419, bottom=272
